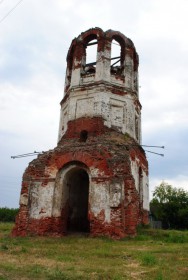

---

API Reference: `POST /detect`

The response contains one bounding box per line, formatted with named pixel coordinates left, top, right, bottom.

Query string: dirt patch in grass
left=0, top=223, right=188, bottom=280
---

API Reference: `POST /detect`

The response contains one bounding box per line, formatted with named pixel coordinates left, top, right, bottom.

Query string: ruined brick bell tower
left=13, top=28, right=149, bottom=238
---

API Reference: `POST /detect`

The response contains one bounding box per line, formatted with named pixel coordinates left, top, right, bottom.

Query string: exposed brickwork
left=12, top=128, right=148, bottom=238
left=63, top=117, right=107, bottom=139
left=12, top=28, right=149, bottom=239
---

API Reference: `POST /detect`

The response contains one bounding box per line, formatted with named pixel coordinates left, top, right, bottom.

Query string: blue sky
left=0, top=0, right=188, bottom=208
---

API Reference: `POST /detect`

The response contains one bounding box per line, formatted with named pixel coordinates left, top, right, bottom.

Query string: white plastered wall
left=131, top=157, right=149, bottom=211
left=45, top=163, right=124, bottom=223
left=142, top=172, right=149, bottom=210
left=28, top=181, right=55, bottom=219
left=58, top=86, right=140, bottom=143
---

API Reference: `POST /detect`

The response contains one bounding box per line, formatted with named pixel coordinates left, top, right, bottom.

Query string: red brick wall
left=12, top=128, right=148, bottom=239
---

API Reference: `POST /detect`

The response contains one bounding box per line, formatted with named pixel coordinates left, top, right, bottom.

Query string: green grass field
left=0, top=223, right=188, bottom=279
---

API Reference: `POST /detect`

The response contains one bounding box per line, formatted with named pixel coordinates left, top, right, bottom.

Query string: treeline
left=150, top=182, right=188, bottom=229
left=0, top=207, right=19, bottom=222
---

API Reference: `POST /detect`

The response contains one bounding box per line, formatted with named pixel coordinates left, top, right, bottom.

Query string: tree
left=150, top=182, right=188, bottom=229
left=0, top=207, right=19, bottom=222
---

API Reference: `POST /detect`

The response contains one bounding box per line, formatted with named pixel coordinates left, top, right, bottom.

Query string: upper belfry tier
left=58, top=28, right=141, bottom=143
left=64, top=27, right=139, bottom=94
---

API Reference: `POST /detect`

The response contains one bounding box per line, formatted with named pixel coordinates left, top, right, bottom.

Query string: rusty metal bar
left=11, top=151, right=42, bottom=159
left=110, top=56, right=120, bottom=61
left=86, top=56, right=121, bottom=67
left=144, top=150, right=164, bottom=157
left=85, top=62, right=96, bottom=66
left=111, top=59, right=121, bottom=67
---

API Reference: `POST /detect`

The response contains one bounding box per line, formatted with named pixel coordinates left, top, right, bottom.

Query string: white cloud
left=141, top=74, right=188, bottom=135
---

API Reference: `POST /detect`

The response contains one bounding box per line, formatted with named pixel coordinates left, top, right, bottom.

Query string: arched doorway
left=64, top=167, right=90, bottom=233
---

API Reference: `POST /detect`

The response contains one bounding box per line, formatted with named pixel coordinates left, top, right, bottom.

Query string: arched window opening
left=111, top=39, right=122, bottom=75
left=80, top=130, right=88, bottom=142
left=84, top=39, right=98, bottom=75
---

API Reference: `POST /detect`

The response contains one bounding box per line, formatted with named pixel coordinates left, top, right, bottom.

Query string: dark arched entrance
left=64, top=167, right=89, bottom=233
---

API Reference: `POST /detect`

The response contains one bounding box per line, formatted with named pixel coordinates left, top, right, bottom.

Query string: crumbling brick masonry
left=12, top=28, right=149, bottom=239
